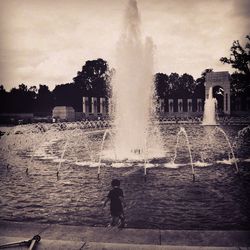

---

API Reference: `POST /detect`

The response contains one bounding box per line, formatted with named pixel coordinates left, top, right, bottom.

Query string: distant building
left=52, top=106, right=75, bottom=121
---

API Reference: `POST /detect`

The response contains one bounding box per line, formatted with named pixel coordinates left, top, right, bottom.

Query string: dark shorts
left=111, top=208, right=123, bottom=217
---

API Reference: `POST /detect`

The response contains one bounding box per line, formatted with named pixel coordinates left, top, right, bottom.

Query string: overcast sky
left=0, top=0, right=249, bottom=91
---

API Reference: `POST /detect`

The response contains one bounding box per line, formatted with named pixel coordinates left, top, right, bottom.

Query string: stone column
left=160, top=99, right=164, bottom=114
left=197, top=98, right=202, bottom=112
left=168, top=99, right=174, bottom=113
left=100, top=97, right=105, bottom=115
left=88, top=97, right=92, bottom=114
left=178, top=99, right=183, bottom=112
left=92, top=97, right=97, bottom=115
left=187, top=99, right=192, bottom=113
left=108, top=98, right=112, bottom=115
left=86, top=97, right=90, bottom=116
left=82, top=97, right=87, bottom=114
left=224, top=86, right=231, bottom=115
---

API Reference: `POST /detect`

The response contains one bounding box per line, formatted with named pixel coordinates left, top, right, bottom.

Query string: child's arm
left=103, top=197, right=110, bottom=208
left=120, top=196, right=126, bottom=207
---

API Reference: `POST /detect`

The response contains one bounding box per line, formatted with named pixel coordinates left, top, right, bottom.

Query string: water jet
left=202, top=87, right=217, bottom=126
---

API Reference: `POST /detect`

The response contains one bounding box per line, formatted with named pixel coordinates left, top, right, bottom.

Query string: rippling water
left=0, top=123, right=250, bottom=230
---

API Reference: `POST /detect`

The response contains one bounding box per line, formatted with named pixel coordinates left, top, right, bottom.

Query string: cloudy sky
left=0, top=0, right=249, bottom=91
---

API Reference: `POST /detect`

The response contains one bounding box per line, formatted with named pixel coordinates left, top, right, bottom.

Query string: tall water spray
left=112, top=0, right=157, bottom=160
left=202, top=87, right=217, bottom=125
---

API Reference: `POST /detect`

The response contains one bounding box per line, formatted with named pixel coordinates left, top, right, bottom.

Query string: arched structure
left=205, top=71, right=231, bottom=115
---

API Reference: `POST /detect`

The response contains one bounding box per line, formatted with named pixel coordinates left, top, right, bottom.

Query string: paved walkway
left=0, top=221, right=249, bottom=249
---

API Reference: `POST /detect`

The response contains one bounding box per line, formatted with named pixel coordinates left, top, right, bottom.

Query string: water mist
left=112, top=0, right=159, bottom=160
left=202, top=87, right=217, bottom=126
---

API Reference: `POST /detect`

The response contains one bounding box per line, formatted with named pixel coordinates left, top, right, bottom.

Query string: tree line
left=0, top=64, right=207, bottom=114
left=0, top=58, right=111, bottom=114
left=0, top=35, right=249, bottom=115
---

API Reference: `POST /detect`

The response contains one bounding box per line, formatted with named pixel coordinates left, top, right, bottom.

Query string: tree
left=178, top=73, right=195, bottom=97
left=220, top=35, right=250, bottom=76
left=53, top=83, right=80, bottom=111
left=7, top=84, right=35, bottom=113
left=194, top=69, right=213, bottom=99
left=154, top=72, right=196, bottom=99
left=220, top=35, right=250, bottom=96
left=36, top=85, right=53, bottom=114
left=0, top=85, right=7, bottom=113
left=154, top=73, right=169, bottom=98
left=29, top=86, right=38, bottom=94
left=0, top=85, right=6, bottom=94
left=168, top=73, right=180, bottom=95
left=73, top=58, right=112, bottom=97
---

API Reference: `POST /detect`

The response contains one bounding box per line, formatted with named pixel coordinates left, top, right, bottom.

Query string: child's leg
left=111, top=216, right=118, bottom=226
left=118, top=213, right=125, bottom=227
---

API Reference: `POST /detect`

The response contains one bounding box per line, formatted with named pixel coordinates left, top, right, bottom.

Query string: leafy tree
left=168, top=73, right=180, bottom=95
left=36, top=85, right=53, bottom=114
left=0, top=85, right=6, bottom=94
left=8, top=84, right=35, bottom=113
left=18, top=83, right=28, bottom=92
left=178, top=73, right=195, bottom=97
left=154, top=73, right=169, bottom=98
left=194, top=69, right=213, bottom=99
left=220, top=35, right=250, bottom=76
left=154, top=72, right=196, bottom=99
left=29, top=86, right=38, bottom=94
left=53, top=83, right=80, bottom=111
left=220, top=35, right=250, bottom=96
left=0, top=85, right=7, bottom=113
left=73, top=58, right=111, bottom=97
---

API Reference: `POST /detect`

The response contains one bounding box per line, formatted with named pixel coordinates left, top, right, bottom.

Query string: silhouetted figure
left=103, top=179, right=125, bottom=228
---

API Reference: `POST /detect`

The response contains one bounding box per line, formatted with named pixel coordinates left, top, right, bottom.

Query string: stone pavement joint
left=0, top=221, right=249, bottom=250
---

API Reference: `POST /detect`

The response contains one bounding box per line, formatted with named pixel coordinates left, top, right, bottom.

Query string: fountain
left=97, top=129, right=117, bottom=179
left=112, top=0, right=160, bottom=160
left=214, top=127, right=239, bottom=173
left=0, top=0, right=250, bottom=231
left=172, top=127, right=195, bottom=181
left=202, top=87, right=217, bottom=125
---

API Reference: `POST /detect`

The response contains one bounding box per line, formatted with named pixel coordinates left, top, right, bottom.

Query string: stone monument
left=205, top=71, right=231, bottom=115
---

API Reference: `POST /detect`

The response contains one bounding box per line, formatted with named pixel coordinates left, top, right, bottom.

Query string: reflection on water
left=0, top=124, right=250, bottom=230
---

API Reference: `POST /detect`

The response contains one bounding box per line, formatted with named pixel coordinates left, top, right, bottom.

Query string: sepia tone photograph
left=0, top=0, right=250, bottom=249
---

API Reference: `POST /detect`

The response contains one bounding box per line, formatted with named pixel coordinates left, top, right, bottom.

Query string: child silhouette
left=103, top=179, right=125, bottom=228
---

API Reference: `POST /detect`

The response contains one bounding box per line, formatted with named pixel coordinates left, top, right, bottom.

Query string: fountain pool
left=0, top=0, right=249, bottom=231
left=0, top=123, right=249, bottom=230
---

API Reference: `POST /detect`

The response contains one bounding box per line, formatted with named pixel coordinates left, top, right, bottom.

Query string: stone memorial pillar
left=168, top=99, right=174, bottom=113
left=87, top=97, right=92, bottom=114
left=178, top=99, right=183, bottom=112
left=92, top=97, right=97, bottom=115
left=187, top=99, right=192, bottom=113
left=159, top=99, right=164, bottom=114
left=85, top=97, right=90, bottom=116
left=108, top=98, right=112, bottom=115
left=197, top=98, right=202, bottom=112
left=205, top=71, right=231, bottom=115
left=82, top=97, right=87, bottom=114
left=100, top=97, right=106, bottom=115
left=224, top=87, right=230, bottom=115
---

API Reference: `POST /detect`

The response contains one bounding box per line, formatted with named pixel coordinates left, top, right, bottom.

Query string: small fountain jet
left=202, top=87, right=217, bottom=126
